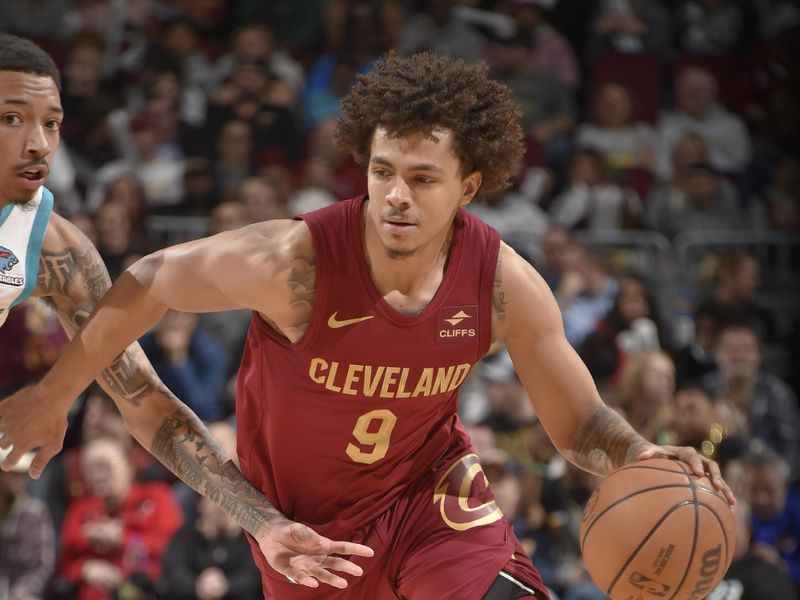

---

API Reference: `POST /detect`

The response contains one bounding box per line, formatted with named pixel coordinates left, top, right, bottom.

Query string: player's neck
left=365, top=224, right=455, bottom=303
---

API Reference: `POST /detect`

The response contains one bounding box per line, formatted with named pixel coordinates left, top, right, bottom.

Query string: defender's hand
left=0, top=385, right=67, bottom=478
left=638, top=444, right=736, bottom=506
left=257, top=519, right=374, bottom=589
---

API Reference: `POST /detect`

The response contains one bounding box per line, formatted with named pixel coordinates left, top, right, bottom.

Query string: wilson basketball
left=579, top=458, right=735, bottom=600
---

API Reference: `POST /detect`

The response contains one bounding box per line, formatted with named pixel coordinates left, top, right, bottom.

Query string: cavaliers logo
left=433, top=453, right=503, bottom=531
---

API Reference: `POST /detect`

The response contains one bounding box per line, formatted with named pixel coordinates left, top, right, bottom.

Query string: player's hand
left=256, top=519, right=374, bottom=589
left=637, top=444, right=736, bottom=506
left=0, top=384, right=67, bottom=478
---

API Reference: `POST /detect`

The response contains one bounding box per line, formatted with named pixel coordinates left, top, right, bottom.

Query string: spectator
left=213, top=120, right=255, bottom=202
left=537, top=225, right=572, bottom=291
left=645, top=162, right=745, bottom=238
left=575, top=81, right=658, bottom=172
left=710, top=500, right=799, bottom=600
left=671, top=387, right=720, bottom=456
left=702, top=323, right=800, bottom=466
left=490, top=35, right=576, bottom=168
left=675, top=0, right=752, bottom=55
left=210, top=201, right=248, bottom=234
left=578, top=275, right=663, bottom=385
left=697, top=252, right=778, bottom=343
left=556, top=245, right=619, bottom=348
left=212, top=23, right=305, bottom=102
left=0, top=449, right=55, bottom=600
left=588, top=0, right=672, bottom=58
left=618, top=352, right=676, bottom=445
left=465, top=182, right=551, bottom=265
left=672, top=303, right=722, bottom=386
left=139, top=310, right=228, bottom=422
left=395, top=0, right=486, bottom=61
left=488, top=0, right=580, bottom=89
left=656, top=67, right=751, bottom=179
left=745, top=444, right=800, bottom=587
left=237, top=176, right=287, bottom=224
left=51, top=438, right=183, bottom=600
left=549, top=148, right=642, bottom=231
left=93, top=199, right=141, bottom=281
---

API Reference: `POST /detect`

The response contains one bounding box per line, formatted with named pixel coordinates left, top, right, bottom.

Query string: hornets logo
left=433, top=453, right=504, bottom=531
left=0, top=247, right=18, bottom=273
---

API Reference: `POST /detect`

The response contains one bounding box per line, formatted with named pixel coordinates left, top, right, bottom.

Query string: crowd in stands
left=1, top=0, right=798, bottom=598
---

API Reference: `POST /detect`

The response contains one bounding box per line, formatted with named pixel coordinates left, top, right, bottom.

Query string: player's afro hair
left=0, top=33, right=61, bottom=89
left=335, top=52, right=524, bottom=196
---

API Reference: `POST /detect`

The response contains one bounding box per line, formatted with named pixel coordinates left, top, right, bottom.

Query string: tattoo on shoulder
left=152, top=407, right=281, bottom=535
left=37, top=237, right=109, bottom=301
left=492, top=255, right=510, bottom=323
left=286, top=255, right=316, bottom=332
left=571, top=405, right=648, bottom=475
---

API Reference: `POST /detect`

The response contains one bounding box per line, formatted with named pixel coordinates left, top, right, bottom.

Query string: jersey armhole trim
left=11, top=188, right=53, bottom=308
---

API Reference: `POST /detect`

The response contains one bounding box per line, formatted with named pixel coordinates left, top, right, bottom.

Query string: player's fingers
left=306, top=565, right=349, bottom=589
left=0, top=432, right=12, bottom=451
left=318, top=555, right=364, bottom=577
left=0, top=446, right=24, bottom=472
left=326, top=541, right=374, bottom=558
left=30, top=444, right=60, bottom=480
left=291, top=572, right=321, bottom=588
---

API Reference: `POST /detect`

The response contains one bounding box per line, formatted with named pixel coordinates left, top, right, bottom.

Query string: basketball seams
left=698, top=503, right=732, bottom=575
left=580, top=483, right=699, bottom=550
left=666, top=462, right=699, bottom=600
left=606, top=500, right=695, bottom=596
left=611, top=461, right=688, bottom=476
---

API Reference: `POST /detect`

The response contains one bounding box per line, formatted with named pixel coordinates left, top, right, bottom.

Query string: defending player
left=0, top=51, right=734, bottom=598
left=0, top=33, right=372, bottom=590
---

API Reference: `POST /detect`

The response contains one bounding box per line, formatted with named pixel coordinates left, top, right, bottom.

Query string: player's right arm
left=41, top=218, right=313, bottom=403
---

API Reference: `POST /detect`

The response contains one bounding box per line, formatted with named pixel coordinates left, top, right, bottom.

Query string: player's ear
left=460, top=171, right=482, bottom=206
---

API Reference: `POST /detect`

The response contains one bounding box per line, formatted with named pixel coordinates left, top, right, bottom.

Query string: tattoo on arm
left=152, top=407, right=282, bottom=535
left=37, top=239, right=157, bottom=406
left=492, top=256, right=509, bottom=322
left=286, top=255, right=317, bottom=333
left=570, top=404, right=649, bottom=475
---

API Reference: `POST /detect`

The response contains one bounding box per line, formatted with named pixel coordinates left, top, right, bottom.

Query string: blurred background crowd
left=0, top=0, right=799, bottom=599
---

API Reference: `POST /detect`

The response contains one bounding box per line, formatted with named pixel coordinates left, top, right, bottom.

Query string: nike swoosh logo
left=327, top=312, right=374, bottom=329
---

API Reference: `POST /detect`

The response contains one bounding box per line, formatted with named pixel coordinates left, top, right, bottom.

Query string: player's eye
left=372, top=169, right=390, bottom=178
left=2, top=114, right=21, bottom=125
left=45, top=119, right=61, bottom=131
left=415, top=176, right=434, bottom=184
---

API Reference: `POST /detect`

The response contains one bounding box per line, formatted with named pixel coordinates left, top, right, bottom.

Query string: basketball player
left=0, top=33, right=372, bottom=590
left=0, top=51, right=734, bottom=598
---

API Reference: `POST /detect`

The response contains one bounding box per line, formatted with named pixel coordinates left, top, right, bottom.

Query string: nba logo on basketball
left=437, top=306, right=476, bottom=343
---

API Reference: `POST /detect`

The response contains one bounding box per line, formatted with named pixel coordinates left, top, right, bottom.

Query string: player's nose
left=24, top=124, right=51, bottom=158
left=386, top=177, right=412, bottom=207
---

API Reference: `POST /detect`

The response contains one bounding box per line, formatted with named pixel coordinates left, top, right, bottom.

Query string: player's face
left=0, top=71, right=62, bottom=207
left=366, top=126, right=481, bottom=259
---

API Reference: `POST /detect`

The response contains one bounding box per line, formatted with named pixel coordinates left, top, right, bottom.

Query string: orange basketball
left=579, top=458, right=735, bottom=600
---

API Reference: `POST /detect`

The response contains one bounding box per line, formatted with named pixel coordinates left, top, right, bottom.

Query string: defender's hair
left=0, top=33, right=61, bottom=89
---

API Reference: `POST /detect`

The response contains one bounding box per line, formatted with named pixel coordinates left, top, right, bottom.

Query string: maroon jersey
left=236, top=196, right=500, bottom=539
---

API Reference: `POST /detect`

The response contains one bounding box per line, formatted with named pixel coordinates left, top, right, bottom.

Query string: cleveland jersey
left=235, top=196, right=500, bottom=539
left=0, top=187, right=53, bottom=328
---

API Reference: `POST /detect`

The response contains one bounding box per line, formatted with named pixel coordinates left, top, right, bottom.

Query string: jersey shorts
left=255, top=447, right=549, bottom=600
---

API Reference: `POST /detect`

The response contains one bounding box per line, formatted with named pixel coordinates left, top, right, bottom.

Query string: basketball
left=580, top=458, right=735, bottom=600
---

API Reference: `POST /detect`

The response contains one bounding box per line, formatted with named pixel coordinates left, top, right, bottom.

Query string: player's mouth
left=16, top=166, right=47, bottom=190
left=383, top=218, right=417, bottom=235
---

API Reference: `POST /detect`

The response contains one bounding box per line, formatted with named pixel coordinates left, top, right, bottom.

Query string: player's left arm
left=17, top=214, right=278, bottom=529
left=495, top=243, right=735, bottom=504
